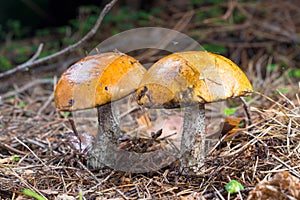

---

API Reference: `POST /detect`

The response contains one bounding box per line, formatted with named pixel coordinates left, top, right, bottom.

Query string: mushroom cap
left=55, top=52, right=146, bottom=111
left=136, top=51, right=253, bottom=108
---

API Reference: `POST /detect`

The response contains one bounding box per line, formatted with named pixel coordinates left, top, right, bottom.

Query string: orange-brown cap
left=55, top=52, right=146, bottom=111
left=136, top=51, right=253, bottom=108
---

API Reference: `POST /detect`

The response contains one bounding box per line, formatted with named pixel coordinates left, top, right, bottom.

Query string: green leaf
left=277, top=88, right=289, bottom=93
left=266, top=64, right=278, bottom=71
left=202, top=44, right=227, bottom=54
left=293, top=70, right=300, bottom=78
left=192, top=0, right=221, bottom=5
left=225, top=180, right=244, bottom=194
left=18, top=101, right=26, bottom=108
left=233, top=13, right=247, bottom=23
left=243, top=96, right=253, bottom=102
left=15, top=55, right=30, bottom=64
left=63, top=111, right=71, bottom=118
left=22, top=189, right=46, bottom=200
left=79, top=189, right=83, bottom=200
left=35, top=28, right=51, bottom=36
left=287, top=69, right=300, bottom=78
left=223, top=107, right=237, bottom=116
left=12, top=154, right=20, bottom=162
left=0, top=56, right=13, bottom=70
left=293, top=69, right=300, bottom=78
left=238, top=121, right=245, bottom=128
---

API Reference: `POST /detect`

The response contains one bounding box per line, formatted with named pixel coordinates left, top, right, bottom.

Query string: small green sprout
left=63, top=111, right=71, bottom=118
left=0, top=56, right=13, bottom=70
left=18, top=101, right=26, bottom=108
left=266, top=63, right=278, bottom=71
left=277, top=88, right=289, bottom=93
left=293, top=69, right=300, bottom=78
left=22, top=189, right=46, bottom=200
left=287, top=69, right=300, bottom=78
left=243, top=96, right=253, bottom=102
left=225, top=180, right=244, bottom=194
left=238, top=121, right=245, bottom=128
left=202, top=44, right=227, bottom=54
left=79, top=189, right=83, bottom=200
left=12, top=154, right=20, bottom=162
left=223, top=107, right=237, bottom=116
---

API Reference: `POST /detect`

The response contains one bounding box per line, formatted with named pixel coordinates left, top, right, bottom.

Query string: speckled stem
left=88, top=102, right=121, bottom=168
left=88, top=101, right=178, bottom=172
left=180, top=104, right=206, bottom=174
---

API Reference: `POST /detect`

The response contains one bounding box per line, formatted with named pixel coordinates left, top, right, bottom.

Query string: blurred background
left=0, top=0, right=299, bottom=91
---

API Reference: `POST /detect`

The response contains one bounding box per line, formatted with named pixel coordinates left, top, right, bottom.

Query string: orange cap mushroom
left=135, top=51, right=253, bottom=173
left=136, top=51, right=253, bottom=108
left=54, top=52, right=147, bottom=170
left=55, top=52, right=146, bottom=111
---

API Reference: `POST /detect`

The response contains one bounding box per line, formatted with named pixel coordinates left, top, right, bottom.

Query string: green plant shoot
left=12, top=154, right=20, bottom=162
left=225, top=180, right=244, bottom=194
left=223, top=107, right=237, bottom=116
left=18, top=101, right=26, bottom=108
left=22, top=189, right=46, bottom=200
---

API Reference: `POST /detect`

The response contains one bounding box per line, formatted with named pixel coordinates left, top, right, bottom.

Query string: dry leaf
left=221, top=117, right=246, bottom=140
left=247, top=171, right=300, bottom=200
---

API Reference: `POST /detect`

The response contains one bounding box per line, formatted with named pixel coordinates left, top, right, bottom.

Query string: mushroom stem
left=97, top=102, right=121, bottom=140
left=89, top=102, right=121, bottom=168
left=180, top=103, right=206, bottom=173
left=88, top=98, right=179, bottom=172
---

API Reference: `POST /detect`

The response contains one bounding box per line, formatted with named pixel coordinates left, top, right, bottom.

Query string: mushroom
left=135, top=51, right=253, bottom=173
left=54, top=52, right=146, bottom=167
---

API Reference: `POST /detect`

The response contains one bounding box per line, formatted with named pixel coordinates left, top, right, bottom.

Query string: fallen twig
left=0, top=0, right=118, bottom=79
left=0, top=79, right=53, bottom=99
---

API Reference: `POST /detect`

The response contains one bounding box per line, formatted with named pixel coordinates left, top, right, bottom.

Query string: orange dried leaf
left=221, top=117, right=246, bottom=140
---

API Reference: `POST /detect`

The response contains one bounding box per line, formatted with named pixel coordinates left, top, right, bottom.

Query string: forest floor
left=0, top=0, right=300, bottom=199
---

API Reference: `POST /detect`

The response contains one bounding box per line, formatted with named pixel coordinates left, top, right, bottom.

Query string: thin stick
left=211, top=185, right=226, bottom=200
left=137, top=10, right=194, bottom=61
left=272, top=154, right=300, bottom=179
left=68, top=118, right=82, bottom=152
left=115, top=188, right=129, bottom=200
left=27, top=43, right=44, bottom=63
left=204, top=147, right=247, bottom=185
left=82, top=171, right=115, bottom=195
left=254, top=91, right=289, bottom=111
left=240, top=97, right=252, bottom=126
left=37, top=93, right=54, bottom=116
left=9, top=168, right=48, bottom=199
left=77, top=159, right=101, bottom=183
left=14, top=137, right=46, bottom=166
left=0, top=142, right=28, bottom=155
left=222, top=0, right=238, bottom=20
left=0, top=0, right=118, bottom=79
left=1, top=79, right=53, bottom=99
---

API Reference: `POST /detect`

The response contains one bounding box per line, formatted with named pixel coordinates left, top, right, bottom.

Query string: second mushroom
left=136, top=51, right=253, bottom=173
